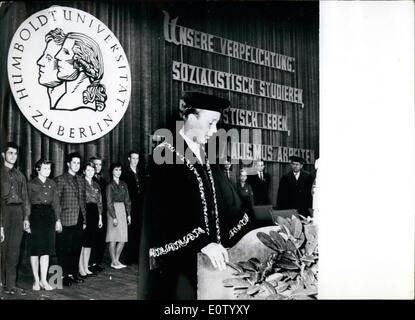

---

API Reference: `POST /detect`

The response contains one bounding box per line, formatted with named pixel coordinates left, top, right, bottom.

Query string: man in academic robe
left=276, top=156, right=314, bottom=217
left=138, top=91, right=252, bottom=300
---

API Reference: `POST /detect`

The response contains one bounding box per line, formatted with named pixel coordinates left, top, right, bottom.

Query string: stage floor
left=0, top=253, right=138, bottom=300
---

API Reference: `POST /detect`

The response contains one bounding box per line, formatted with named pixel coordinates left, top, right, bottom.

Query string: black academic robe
left=138, top=137, right=252, bottom=300
left=247, top=172, right=271, bottom=205
left=276, top=170, right=313, bottom=216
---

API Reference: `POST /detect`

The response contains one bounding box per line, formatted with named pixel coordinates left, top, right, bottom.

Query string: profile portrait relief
left=37, top=28, right=107, bottom=112
left=37, top=28, right=66, bottom=110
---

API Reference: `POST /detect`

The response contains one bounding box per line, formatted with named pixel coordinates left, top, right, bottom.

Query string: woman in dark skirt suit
left=79, top=162, right=103, bottom=277
left=24, top=159, right=62, bottom=291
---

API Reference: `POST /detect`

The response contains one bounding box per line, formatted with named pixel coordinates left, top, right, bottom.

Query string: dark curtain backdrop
left=0, top=1, right=319, bottom=207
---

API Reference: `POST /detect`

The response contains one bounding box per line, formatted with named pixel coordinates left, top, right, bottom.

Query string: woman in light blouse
left=79, top=162, right=103, bottom=278
left=106, top=163, right=131, bottom=269
left=24, top=159, right=62, bottom=291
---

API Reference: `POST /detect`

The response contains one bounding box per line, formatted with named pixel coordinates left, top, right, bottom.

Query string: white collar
left=179, top=128, right=203, bottom=164
left=293, top=171, right=301, bottom=178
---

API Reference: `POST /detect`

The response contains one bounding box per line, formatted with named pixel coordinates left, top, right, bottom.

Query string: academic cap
left=289, top=156, right=306, bottom=164
left=181, top=91, right=230, bottom=112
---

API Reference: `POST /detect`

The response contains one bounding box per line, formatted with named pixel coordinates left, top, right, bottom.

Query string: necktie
left=226, top=170, right=230, bottom=179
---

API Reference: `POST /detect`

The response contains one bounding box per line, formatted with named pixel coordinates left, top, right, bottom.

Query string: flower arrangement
left=223, top=215, right=318, bottom=300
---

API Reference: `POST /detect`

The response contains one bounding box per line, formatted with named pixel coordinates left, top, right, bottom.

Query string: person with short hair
left=221, top=157, right=237, bottom=187
left=89, top=156, right=107, bottom=273
left=0, top=142, right=30, bottom=296
left=247, top=160, right=271, bottom=205
left=236, top=168, right=255, bottom=212
left=78, top=161, right=103, bottom=278
left=276, top=155, right=314, bottom=217
left=25, top=159, right=61, bottom=291
left=106, top=163, right=131, bottom=269
left=121, top=150, right=142, bottom=265
left=54, top=152, right=87, bottom=287
left=139, top=91, right=252, bottom=300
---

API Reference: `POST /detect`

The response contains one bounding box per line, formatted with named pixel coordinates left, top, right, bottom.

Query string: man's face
left=67, top=157, right=81, bottom=174
left=256, top=161, right=265, bottom=172
left=291, top=161, right=303, bottom=173
left=186, top=109, right=221, bottom=145
left=2, top=147, right=18, bottom=166
left=224, top=161, right=232, bottom=170
left=128, top=153, right=139, bottom=168
left=37, top=40, right=62, bottom=87
left=240, top=171, right=247, bottom=183
left=56, top=38, right=79, bottom=81
left=92, top=159, right=102, bottom=174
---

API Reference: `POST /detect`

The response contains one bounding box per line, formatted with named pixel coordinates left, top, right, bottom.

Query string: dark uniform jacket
left=138, top=137, right=252, bottom=300
left=54, top=172, right=87, bottom=227
left=1, top=166, right=30, bottom=228
left=106, top=180, right=131, bottom=220
left=276, top=170, right=313, bottom=216
left=247, top=172, right=271, bottom=205
left=27, top=177, right=61, bottom=221
left=236, top=182, right=255, bottom=212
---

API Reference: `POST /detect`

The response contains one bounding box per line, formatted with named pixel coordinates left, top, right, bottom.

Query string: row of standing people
left=223, top=157, right=314, bottom=217
left=0, top=142, right=142, bottom=294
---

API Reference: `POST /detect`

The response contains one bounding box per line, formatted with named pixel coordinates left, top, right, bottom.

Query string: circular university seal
left=7, top=6, right=131, bottom=143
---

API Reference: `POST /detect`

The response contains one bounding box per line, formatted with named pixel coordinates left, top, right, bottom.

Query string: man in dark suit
left=221, top=157, right=238, bottom=187
left=247, top=160, right=271, bottom=205
left=55, top=152, right=87, bottom=286
left=121, top=150, right=142, bottom=265
left=276, top=156, right=313, bottom=217
left=89, top=156, right=107, bottom=273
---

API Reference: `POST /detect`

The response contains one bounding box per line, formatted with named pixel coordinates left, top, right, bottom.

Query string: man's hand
left=98, top=215, right=103, bottom=229
left=113, top=218, right=118, bottom=227
left=55, top=220, right=62, bottom=233
left=127, top=215, right=131, bottom=225
left=1, top=227, right=4, bottom=243
left=201, top=243, right=229, bottom=271
left=83, top=223, right=87, bottom=230
left=23, top=220, right=31, bottom=233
